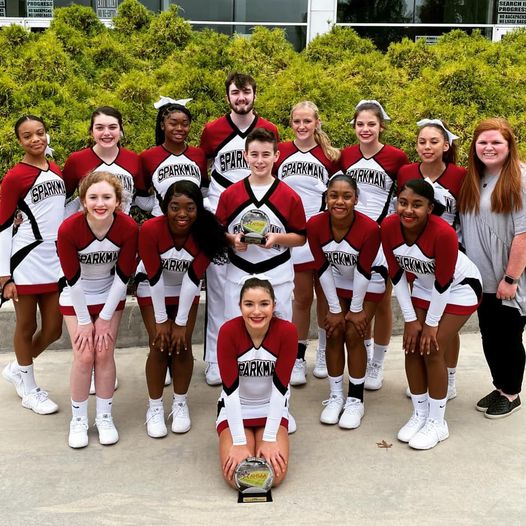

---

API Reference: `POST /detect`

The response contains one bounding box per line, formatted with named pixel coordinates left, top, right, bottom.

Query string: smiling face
left=226, top=82, right=255, bottom=116
left=166, top=193, right=197, bottom=236
left=326, top=179, right=358, bottom=221
left=354, top=110, right=383, bottom=147
left=17, top=120, right=47, bottom=157
left=291, top=107, right=318, bottom=144
left=82, top=180, right=120, bottom=222
left=91, top=114, right=121, bottom=150
left=475, top=130, right=510, bottom=173
left=161, top=111, right=191, bottom=146
left=244, top=139, right=279, bottom=181
left=240, top=286, right=275, bottom=332
left=396, top=187, right=433, bottom=232
left=417, top=126, right=449, bottom=164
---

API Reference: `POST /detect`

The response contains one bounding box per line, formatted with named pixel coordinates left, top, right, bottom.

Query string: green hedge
left=1, top=0, right=526, bottom=176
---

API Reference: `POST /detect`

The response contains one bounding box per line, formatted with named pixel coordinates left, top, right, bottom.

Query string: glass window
left=174, top=0, right=234, bottom=21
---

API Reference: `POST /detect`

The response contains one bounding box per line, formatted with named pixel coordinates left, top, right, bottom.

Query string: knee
left=73, top=349, right=95, bottom=369
left=44, top=323, right=62, bottom=344
left=93, top=347, right=115, bottom=366
left=293, top=290, right=313, bottom=310
left=424, top=351, right=444, bottom=367
left=16, top=319, right=38, bottom=338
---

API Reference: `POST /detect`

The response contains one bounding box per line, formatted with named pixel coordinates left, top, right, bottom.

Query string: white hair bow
left=238, top=273, right=272, bottom=286
left=417, top=119, right=459, bottom=144
left=153, top=96, right=193, bottom=109
left=45, top=134, right=54, bottom=158
left=354, top=99, right=391, bottom=121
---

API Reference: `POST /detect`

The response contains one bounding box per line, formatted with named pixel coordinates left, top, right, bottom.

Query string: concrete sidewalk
left=1, top=333, right=525, bottom=525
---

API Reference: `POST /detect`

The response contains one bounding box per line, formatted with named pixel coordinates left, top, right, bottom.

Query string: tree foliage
left=1, top=7, right=526, bottom=175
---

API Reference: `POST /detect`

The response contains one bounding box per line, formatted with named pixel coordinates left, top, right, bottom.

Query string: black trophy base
left=241, top=234, right=266, bottom=245
left=238, top=489, right=273, bottom=503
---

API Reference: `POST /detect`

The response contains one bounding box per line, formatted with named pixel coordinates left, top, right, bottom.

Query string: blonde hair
left=458, top=118, right=523, bottom=214
left=290, top=101, right=341, bottom=162
left=79, top=171, right=123, bottom=211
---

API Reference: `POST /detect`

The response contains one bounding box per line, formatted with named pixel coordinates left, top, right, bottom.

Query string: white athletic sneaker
left=312, top=348, right=328, bottom=379
left=2, top=362, right=24, bottom=398
left=205, top=362, right=222, bottom=386
left=170, top=399, right=191, bottom=433
left=68, top=416, right=89, bottom=448
left=364, top=361, right=384, bottom=390
left=447, top=383, right=457, bottom=401
left=164, top=367, right=171, bottom=387
left=145, top=406, right=168, bottom=438
left=290, top=359, right=307, bottom=386
left=409, top=418, right=449, bottom=450
left=397, top=413, right=427, bottom=443
left=95, top=413, right=119, bottom=445
left=338, top=398, right=364, bottom=429
left=89, top=370, right=119, bottom=395
left=22, top=387, right=59, bottom=415
left=320, top=395, right=344, bottom=424
left=287, top=412, right=297, bottom=434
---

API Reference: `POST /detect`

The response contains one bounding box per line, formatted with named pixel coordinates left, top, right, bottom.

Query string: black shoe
left=485, top=394, right=521, bottom=419
left=476, top=390, right=501, bottom=412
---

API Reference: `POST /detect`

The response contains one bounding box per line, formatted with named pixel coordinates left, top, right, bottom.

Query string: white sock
left=372, top=343, right=388, bottom=365
left=428, top=396, right=447, bottom=424
left=317, top=328, right=326, bottom=351
left=96, top=396, right=113, bottom=416
left=410, top=392, right=429, bottom=418
left=149, top=397, right=163, bottom=409
left=173, top=393, right=187, bottom=405
left=447, top=368, right=456, bottom=386
left=328, top=374, right=344, bottom=398
left=71, top=398, right=88, bottom=419
left=364, top=339, right=373, bottom=362
left=10, top=361, right=20, bottom=374
left=18, top=363, right=37, bottom=395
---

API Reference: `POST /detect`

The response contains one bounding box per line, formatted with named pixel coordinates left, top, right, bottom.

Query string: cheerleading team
left=1, top=115, right=65, bottom=415
left=199, top=73, right=279, bottom=386
left=57, top=172, right=138, bottom=448
left=398, top=119, right=466, bottom=400
left=308, top=175, right=387, bottom=429
left=274, top=101, right=340, bottom=385
left=217, top=277, right=297, bottom=488
left=459, top=118, right=526, bottom=419
left=381, top=179, right=482, bottom=449
left=340, top=100, right=409, bottom=391
left=137, top=180, right=228, bottom=438
left=140, top=98, right=207, bottom=217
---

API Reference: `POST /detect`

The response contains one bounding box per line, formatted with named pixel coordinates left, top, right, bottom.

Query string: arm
left=497, top=232, right=526, bottom=300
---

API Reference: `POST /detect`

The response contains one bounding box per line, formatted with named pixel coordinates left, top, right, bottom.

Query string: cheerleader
left=57, top=172, right=138, bottom=448
left=217, top=278, right=296, bottom=489
left=137, top=181, right=228, bottom=438
left=1, top=116, right=65, bottom=415
left=274, top=101, right=340, bottom=386
left=63, top=106, right=146, bottom=217
left=398, top=119, right=466, bottom=399
left=308, top=175, right=387, bottom=429
left=140, top=98, right=207, bottom=217
left=382, top=179, right=481, bottom=449
left=340, top=100, right=409, bottom=391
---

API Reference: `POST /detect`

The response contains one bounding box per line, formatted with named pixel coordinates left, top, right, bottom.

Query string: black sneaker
left=485, top=395, right=521, bottom=419
left=475, top=390, right=501, bottom=412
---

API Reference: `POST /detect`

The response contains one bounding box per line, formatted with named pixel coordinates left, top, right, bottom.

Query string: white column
left=307, top=0, right=337, bottom=43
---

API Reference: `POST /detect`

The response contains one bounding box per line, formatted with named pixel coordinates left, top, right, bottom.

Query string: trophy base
left=238, top=489, right=273, bottom=503
left=241, top=234, right=266, bottom=245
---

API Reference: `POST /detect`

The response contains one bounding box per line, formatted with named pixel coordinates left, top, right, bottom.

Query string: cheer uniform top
left=381, top=214, right=482, bottom=327
left=0, top=161, right=65, bottom=294
left=275, top=142, right=339, bottom=270
left=57, top=211, right=138, bottom=322
left=63, top=147, right=144, bottom=215
left=136, top=215, right=210, bottom=324
left=398, top=163, right=466, bottom=228
left=140, top=145, right=207, bottom=217
left=199, top=114, right=279, bottom=212
left=307, top=210, right=387, bottom=313
left=340, top=144, right=409, bottom=222
left=216, top=177, right=306, bottom=286
left=216, top=316, right=297, bottom=442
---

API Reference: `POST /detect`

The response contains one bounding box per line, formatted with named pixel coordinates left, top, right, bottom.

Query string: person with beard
left=199, top=73, right=279, bottom=386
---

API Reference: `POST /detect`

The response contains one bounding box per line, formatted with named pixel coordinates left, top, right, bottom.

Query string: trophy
left=234, top=457, right=274, bottom=503
left=240, top=210, right=270, bottom=245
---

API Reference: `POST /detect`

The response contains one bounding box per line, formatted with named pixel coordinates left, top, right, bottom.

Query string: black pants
left=477, top=293, right=526, bottom=395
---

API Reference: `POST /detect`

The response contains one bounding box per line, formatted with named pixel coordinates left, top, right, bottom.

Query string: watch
left=504, top=274, right=520, bottom=285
